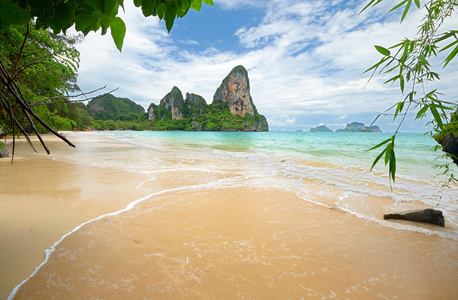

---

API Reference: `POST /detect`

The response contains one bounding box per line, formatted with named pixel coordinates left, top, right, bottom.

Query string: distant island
left=82, top=65, right=268, bottom=132
left=336, top=122, right=381, bottom=132
left=309, top=125, right=333, bottom=132
left=308, top=122, right=381, bottom=133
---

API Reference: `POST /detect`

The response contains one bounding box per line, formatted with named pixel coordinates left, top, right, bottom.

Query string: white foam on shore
left=6, top=179, right=236, bottom=300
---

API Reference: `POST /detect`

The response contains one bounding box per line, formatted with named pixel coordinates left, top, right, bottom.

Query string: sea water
left=60, top=131, right=458, bottom=238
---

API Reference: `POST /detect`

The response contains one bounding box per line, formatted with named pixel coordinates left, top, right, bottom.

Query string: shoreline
left=1, top=132, right=457, bottom=299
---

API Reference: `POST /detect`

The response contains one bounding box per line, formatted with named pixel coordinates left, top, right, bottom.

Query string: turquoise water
left=60, top=131, right=457, bottom=239
left=107, top=131, right=442, bottom=178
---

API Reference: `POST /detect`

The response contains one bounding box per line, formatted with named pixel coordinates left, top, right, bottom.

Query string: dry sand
left=1, top=133, right=457, bottom=299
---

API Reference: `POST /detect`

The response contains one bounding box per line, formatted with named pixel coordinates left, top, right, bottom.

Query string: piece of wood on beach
left=383, top=208, right=445, bottom=227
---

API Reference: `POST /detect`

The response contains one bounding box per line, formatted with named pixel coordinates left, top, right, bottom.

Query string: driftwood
left=384, top=209, right=445, bottom=227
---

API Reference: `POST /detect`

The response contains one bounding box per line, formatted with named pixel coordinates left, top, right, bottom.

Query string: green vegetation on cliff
left=87, top=94, right=145, bottom=121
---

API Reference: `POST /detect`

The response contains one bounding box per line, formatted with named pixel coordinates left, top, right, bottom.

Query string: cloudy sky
left=74, top=0, right=458, bottom=132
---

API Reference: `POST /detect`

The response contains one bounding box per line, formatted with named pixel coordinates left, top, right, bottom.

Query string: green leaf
left=141, top=0, right=155, bottom=17
left=362, top=57, right=387, bottom=74
left=370, top=147, right=387, bottom=171
left=86, top=0, right=104, bottom=13
left=367, top=138, right=391, bottom=152
left=415, top=104, right=429, bottom=120
left=429, top=104, right=444, bottom=129
left=443, top=44, right=458, bottom=68
left=384, top=75, right=400, bottom=85
left=399, top=74, right=405, bottom=93
left=439, top=40, right=458, bottom=52
left=190, top=0, right=202, bottom=11
left=375, top=45, right=391, bottom=56
left=202, top=0, right=213, bottom=5
left=384, top=142, right=393, bottom=166
left=164, top=1, right=177, bottom=32
left=75, top=14, right=92, bottom=32
left=389, top=149, right=396, bottom=182
left=110, top=17, right=126, bottom=51
left=390, top=0, right=408, bottom=12
left=49, top=3, right=75, bottom=33
left=0, top=0, right=31, bottom=27
left=435, top=30, right=458, bottom=43
left=0, top=141, right=3, bottom=151
left=414, top=0, right=420, bottom=8
left=103, top=0, right=119, bottom=15
left=133, top=0, right=142, bottom=7
left=394, top=101, right=404, bottom=120
left=400, top=0, right=412, bottom=23
left=418, top=55, right=429, bottom=65
left=359, top=0, right=382, bottom=14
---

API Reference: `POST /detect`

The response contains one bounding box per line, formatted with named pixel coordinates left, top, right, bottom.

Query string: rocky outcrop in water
left=434, top=109, right=458, bottom=167
left=336, top=122, right=381, bottom=132
left=0, top=147, right=8, bottom=158
left=309, top=125, right=333, bottom=132
left=147, top=66, right=268, bottom=131
left=383, top=209, right=445, bottom=227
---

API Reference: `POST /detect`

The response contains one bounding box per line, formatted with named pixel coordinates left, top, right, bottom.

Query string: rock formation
left=146, top=66, right=268, bottom=131
left=384, top=209, right=445, bottom=227
left=434, top=109, right=458, bottom=167
left=336, top=122, right=381, bottom=132
left=309, top=125, right=333, bottom=133
left=213, top=65, right=255, bottom=117
left=0, top=147, right=9, bottom=158
left=148, top=86, right=184, bottom=121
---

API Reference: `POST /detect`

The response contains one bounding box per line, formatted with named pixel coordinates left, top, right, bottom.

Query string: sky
left=74, top=0, right=458, bottom=132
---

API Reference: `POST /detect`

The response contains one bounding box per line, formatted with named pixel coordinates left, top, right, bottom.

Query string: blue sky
left=74, top=0, right=458, bottom=132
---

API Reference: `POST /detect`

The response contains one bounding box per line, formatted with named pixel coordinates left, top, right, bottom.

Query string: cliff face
left=213, top=65, right=255, bottom=117
left=146, top=65, right=268, bottom=132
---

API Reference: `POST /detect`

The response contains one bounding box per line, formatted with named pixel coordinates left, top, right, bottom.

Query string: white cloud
left=73, top=0, right=458, bottom=132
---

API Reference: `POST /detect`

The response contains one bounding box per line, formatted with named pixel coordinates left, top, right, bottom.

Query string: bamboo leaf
left=384, top=143, right=393, bottom=166
left=435, top=30, right=458, bottom=43
left=394, top=101, right=405, bottom=120
left=375, top=45, right=391, bottom=56
left=443, top=44, right=458, bottom=68
left=400, top=0, right=412, bottom=22
left=366, top=138, right=391, bottom=152
left=370, top=147, right=387, bottom=171
left=384, top=75, right=400, bottom=84
left=359, top=0, right=382, bottom=14
left=415, top=104, right=429, bottom=120
left=414, top=0, right=420, bottom=8
left=390, top=0, right=408, bottom=12
left=439, top=39, right=458, bottom=52
left=389, top=149, right=396, bottom=182
left=399, top=74, right=405, bottom=93
left=429, top=104, right=444, bottom=129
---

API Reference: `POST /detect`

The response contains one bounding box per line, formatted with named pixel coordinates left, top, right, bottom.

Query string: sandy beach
left=0, top=134, right=149, bottom=298
left=1, top=132, right=457, bottom=299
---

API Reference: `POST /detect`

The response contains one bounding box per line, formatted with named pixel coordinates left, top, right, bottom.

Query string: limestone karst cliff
left=147, top=65, right=268, bottom=131
left=213, top=65, right=255, bottom=117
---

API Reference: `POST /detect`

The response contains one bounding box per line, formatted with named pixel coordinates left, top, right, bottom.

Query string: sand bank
left=1, top=132, right=458, bottom=299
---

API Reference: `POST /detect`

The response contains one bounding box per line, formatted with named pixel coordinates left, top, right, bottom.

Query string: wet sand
left=1, top=133, right=458, bottom=299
